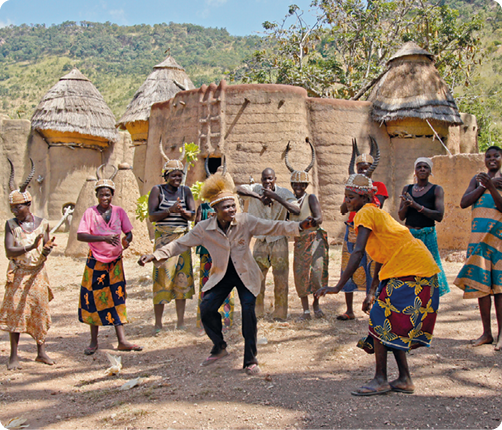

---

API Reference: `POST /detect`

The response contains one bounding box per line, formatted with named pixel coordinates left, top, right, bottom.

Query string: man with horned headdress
left=148, top=141, right=196, bottom=332
left=236, top=165, right=300, bottom=321
left=338, top=137, right=388, bottom=321
left=0, top=159, right=57, bottom=369
left=285, top=138, right=329, bottom=320
left=139, top=172, right=314, bottom=374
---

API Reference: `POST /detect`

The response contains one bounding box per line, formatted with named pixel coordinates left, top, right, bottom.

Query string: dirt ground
left=0, top=232, right=501, bottom=430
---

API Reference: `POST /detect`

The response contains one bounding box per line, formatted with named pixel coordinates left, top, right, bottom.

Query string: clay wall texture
left=432, top=154, right=485, bottom=250
left=0, top=119, right=135, bottom=230
left=0, top=82, right=481, bottom=250
left=146, top=83, right=477, bottom=245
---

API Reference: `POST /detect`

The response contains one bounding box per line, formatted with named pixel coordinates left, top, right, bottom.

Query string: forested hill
left=0, top=21, right=260, bottom=119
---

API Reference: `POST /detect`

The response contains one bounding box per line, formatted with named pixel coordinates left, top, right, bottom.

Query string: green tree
left=230, top=0, right=484, bottom=100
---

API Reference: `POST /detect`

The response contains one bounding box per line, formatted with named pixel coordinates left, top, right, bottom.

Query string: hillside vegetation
left=0, top=1, right=500, bottom=147
left=0, top=21, right=259, bottom=119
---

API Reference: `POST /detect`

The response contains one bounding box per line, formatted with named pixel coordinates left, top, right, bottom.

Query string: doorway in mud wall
left=206, top=157, right=222, bottom=175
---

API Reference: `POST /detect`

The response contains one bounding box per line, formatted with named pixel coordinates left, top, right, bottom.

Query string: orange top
left=354, top=204, right=439, bottom=280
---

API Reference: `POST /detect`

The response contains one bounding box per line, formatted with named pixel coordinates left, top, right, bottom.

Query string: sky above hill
left=0, top=0, right=316, bottom=36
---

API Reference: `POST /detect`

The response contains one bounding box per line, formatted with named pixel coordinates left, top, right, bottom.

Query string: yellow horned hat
left=200, top=171, right=236, bottom=207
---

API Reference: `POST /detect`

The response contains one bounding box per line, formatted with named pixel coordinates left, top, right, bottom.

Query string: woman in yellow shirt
left=317, top=174, right=440, bottom=396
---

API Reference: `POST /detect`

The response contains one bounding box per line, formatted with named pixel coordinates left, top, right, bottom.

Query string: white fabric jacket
left=153, top=213, right=300, bottom=296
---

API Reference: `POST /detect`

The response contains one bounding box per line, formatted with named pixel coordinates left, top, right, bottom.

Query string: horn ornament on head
left=95, top=164, right=117, bottom=191
left=366, top=136, right=380, bottom=177
left=304, top=137, right=315, bottom=173
left=8, top=158, right=35, bottom=205
left=285, top=138, right=316, bottom=183
left=221, top=154, right=227, bottom=176
left=284, top=141, right=294, bottom=173
left=159, top=138, right=185, bottom=177
left=19, top=159, right=35, bottom=193
left=348, top=138, right=360, bottom=175
left=205, top=156, right=211, bottom=177
left=8, top=158, right=15, bottom=192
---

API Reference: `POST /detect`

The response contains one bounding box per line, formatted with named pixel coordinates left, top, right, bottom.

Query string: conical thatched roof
left=117, top=56, right=195, bottom=127
left=388, top=41, right=434, bottom=62
left=367, top=42, right=462, bottom=125
left=31, top=68, right=118, bottom=143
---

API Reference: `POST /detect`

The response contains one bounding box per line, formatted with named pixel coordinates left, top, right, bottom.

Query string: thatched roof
left=388, top=41, right=434, bottom=62
left=117, top=56, right=195, bottom=127
left=367, top=42, right=462, bottom=125
left=31, top=68, right=118, bottom=142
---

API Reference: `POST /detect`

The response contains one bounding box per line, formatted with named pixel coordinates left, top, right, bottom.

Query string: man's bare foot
left=389, top=378, right=415, bottom=394
left=471, top=333, right=494, bottom=347
left=7, top=357, right=21, bottom=370
left=35, top=353, right=55, bottom=365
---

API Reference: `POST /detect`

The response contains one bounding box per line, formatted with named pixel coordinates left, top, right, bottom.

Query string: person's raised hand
left=400, top=192, right=413, bottom=207
left=169, top=197, right=183, bottom=214
left=32, top=233, right=44, bottom=249
left=492, top=177, right=502, bottom=189
left=477, top=172, right=492, bottom=188
left=262, top=189, right=279, bottom=201
left=42, top=236, right=57, bottom=256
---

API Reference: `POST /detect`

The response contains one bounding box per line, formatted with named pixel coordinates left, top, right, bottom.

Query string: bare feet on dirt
left=494, top=336, right=502, bottom=351
left=7, top=357, right=21, bottom=370
left=35, top=353, right=55, bottom=365
left=471, top=333, right=494, bottom=347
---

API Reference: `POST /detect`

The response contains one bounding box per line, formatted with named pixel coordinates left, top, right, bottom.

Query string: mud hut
left=117, top=56, right=195, bottom=186
left=367, top=41, right=463, bottom=137
left=29, top=68, right=119, bottom=221
left=31, top=68, right=118, bottom=147
left=117, top=55, right=195, bottom=144
left=366, top=41, right=465, bottom=214
left=65, top=163, right=151, bottom=258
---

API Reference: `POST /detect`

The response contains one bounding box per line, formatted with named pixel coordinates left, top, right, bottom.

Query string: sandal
left=336, top=313, right=355, bottom=321
left=390, top=382, right=415, bottom=394
left=351, top=385, right=391, bottom=396
left=245, top=364, right=261, bottom=375
left=84, top=345, right=98, bottom=356
left=200, top=350, right=229, bottom=367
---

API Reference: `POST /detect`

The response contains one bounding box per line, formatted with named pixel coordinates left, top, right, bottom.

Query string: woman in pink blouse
left=77, top=173, right=142, bottom=355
